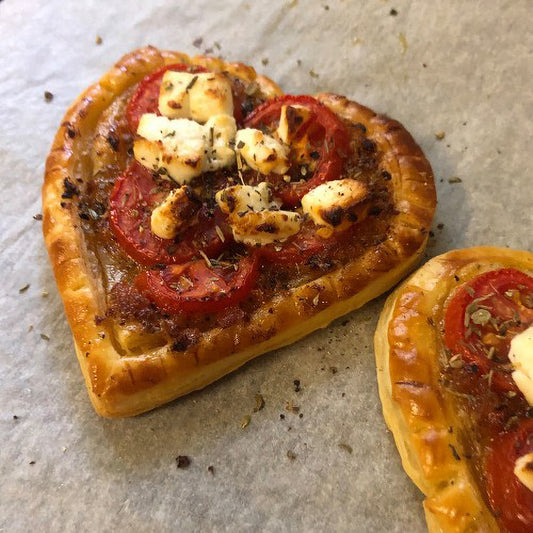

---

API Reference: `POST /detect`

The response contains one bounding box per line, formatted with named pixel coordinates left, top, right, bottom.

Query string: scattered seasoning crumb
left=422, top=63, right=427, bottom=68
left=13, top=415, right=18, bottom=420
left=296, top=59, right=302, bottom=67
left=44, top=91, right=54, bottom=103
left=390, top=8, right=398, bottom=16
left=28, top=325, right=33, bottom=332
left=309, top=69, right=319, bottom=78
left=41, top=290, right=49, bottom=297
left=298, top=413, right=303, bottom=419
left=448, top=177, right=462, bottom=184
left=192, top=37, right=203, bottom=48
left=199, top=250, right=212, bottom=268
left=279, top=413, right=285, bottom=420
left=215, top=225, right=225, bottom=243
left=339, top=443, right=353, bottom=454
left=29, top=461, right=36, bottom=465
left=261, top=58, right=269, bottom=66
left=323, top=4, right=330, bottom=10
left=437, top=223, right=444, bottom=230
left=312, top=293, right=320, bottom=306
left=207, top=465, right=215, bottom=475
left=95, top=35, right=103, bottom=45
left=214, top=41, right=221, bottom=50
left=293, top=379, right=301, bottom=393
left=240, top=415, right=251, bottom=428
left=435, top=131, right=445, bottom=140
left=352, top=36, right=362, bottom=45
left=33, top=213, right=43, bottom=221
left=286, top=450, right=297, bottom=461
left=398, top=33, right=408, bottom=54
left=330, top=366, right=338, bottom=374
left=40, top=333, right=50, bottom=341
left=19, top=284, right=30, bottom=293
left=176, top=455, right=191, bottom=469
left=253, top=394, right=265, bottom=412
left=285, top=401, right=300, bottom=413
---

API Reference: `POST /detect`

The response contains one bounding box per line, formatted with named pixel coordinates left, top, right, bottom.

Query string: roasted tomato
left=486, top=418, right=533, bottom=533
left=444, top=269, right=533, bottom=394
left=135, top=253, right=260, bottom=314
left=244, top=94, right=351, bottom=206
left=109, top=162, right=231, bottom=266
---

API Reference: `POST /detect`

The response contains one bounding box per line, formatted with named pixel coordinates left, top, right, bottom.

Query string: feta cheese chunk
left=134, top=114, right=206, bottom=184
left=514, top=452, right=533, bottom=492
left=204, top=114, right=236, bottom=171
left=216, top=182, right=301, bottom=245
left=509, top=325, right=533, bottom=406
left=301, top=179, right=370, bottom=238
left=134, top=113, right=237, bottom=183
left=277, top=104, right=312, bottom=144
left=150, top=186, right=200, bottom=240
left=158, top=71, right=234, bottom=123
left=235, top=128, right=289, bottom=175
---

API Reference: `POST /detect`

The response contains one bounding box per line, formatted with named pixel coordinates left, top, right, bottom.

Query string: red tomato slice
left=259, top=223, right=341, bottom=265
left=126, top=63, right=208, bottom=132
left=109, top=162, right=231, bottom=266
left=444, top=269, right=533, bottom=394
left=244, top=95, right=351, bottom=207
left=486, top=418, right=533, bottom=533
left=135, top=253, right=260, bottom=314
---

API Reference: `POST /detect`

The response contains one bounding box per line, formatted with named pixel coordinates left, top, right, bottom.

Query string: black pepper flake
left=176, top=455, right=191, bottom=469
left=107, top=134, right=119, bottom=152
left=33, top=213, right=43, bottom=221
left=192, top=37, right=203, bottom=48
left=62, top=178, right=80, bottom=199
left=280, top=413, right=285, bottom=420
left=261, top=58, right=269, bottom=66
left=390, top=8, right=398, bottom=16
left=13, top=415, right=19, bottom=420
left=293, top=379, right=301, bottom=393
left=437, top=223, right=444, bottom=230
left=29, top=461, right=36, bottom=465
left=286, top=450, right=297, bottom=461
left=44, top=91, right=54, bottom=102
left=207, top=465, right=215, bottom=475
left=19, top=284, right=30, bottom=293
left=448, top=444, right=461, bottom=461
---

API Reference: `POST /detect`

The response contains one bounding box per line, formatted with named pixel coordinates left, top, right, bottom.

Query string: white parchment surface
left=0, top=1, right=532, bottom=531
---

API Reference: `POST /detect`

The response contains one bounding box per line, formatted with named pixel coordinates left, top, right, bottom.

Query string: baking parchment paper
left=1, top=1, right=531, bottom=531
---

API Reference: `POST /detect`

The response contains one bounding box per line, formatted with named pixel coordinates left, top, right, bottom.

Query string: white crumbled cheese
left=514, top=452, right=533, bottom=492
left=301, top=179, right=370, bottom=237
left=134, top=113, right=236, bottom=183
left=134, top=114, right=206, bottom=184
left=150, top=187, right=197, bottom=240
left=158, top=71, right=233, bottom=123
left=277, top=104, right=312, bottom=144
left=204, top=114, right=236, bottom=171
left=215, top=182, right=301, bottom=245
left=509, top=325, right=533, bottom=406
left=235, top=128, right=289, bottom=175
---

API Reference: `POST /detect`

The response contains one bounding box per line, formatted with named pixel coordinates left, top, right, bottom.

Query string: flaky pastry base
left=375, top=246, right=533, bottom=532
left=43, top=47, right=435, bottom=417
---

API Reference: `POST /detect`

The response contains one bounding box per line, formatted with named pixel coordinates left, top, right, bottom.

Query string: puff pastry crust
left=375, top=246, right=533, bottom=532
left=43, top=47, right=435, bottom=417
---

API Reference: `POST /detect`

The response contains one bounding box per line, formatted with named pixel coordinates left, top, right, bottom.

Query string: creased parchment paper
left=0, top=0, right=531, bottom=531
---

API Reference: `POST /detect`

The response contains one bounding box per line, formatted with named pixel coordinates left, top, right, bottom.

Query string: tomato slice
left=486, top=418, right=533, bottom=533
left=444, top=269, right=533, bottom=394
left=259, top=223, right=342, bottom=265
left=244, top=95, right=351, bottom=206
left=125, top=63, right=208, bottom=132
left=109, top=162, right=231, bottom=266
left=135, top=253, right=260, bottom=314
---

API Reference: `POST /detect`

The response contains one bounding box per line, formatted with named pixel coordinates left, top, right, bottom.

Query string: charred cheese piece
left=277, top=104, right=312, bottom=144
left=134, top=114, right=236, bottom=183
left=235, top=129, right=289, bottom=175
left=514, top=452, right=533, bottom=492
left=301, top=179, right=371, bottom=238
left=150, top=186, right=200, bottom=240
left=215, top=182, right=301, bottom=246
left=509, top=325, right=533, bottom=406
left=158, top=71, right=234, bottom=123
